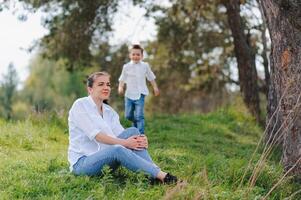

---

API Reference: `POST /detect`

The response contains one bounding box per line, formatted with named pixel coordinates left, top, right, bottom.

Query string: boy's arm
left=150, top=80, right=160, bottom=96
left=145, top=63, right=159, bottom=96
left=118, top=81, right=125, bottom=95
left=118, top=64, right=127, bottom=95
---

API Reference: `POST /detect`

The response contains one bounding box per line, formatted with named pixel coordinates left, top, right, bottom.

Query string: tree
left=260, top=0, right=301, bottom=178
left=223, top=0, right=261, bottom=123
left=144, top=1, right=235, bottom=113
left=3, top=0, right=119, bottom=71
left=21, top=56, right=87, bottom=113
left=8, top=0, right=144, bottom=71
left=0, top=63, right=19, bottom=120
left=144, top=0, right=266, bottom=116
left=19, top=43, right=130, bottom=114
left=6, top=0, right=269, bottom=116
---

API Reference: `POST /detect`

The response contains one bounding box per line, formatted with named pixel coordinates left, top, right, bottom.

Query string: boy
left=118, top=44, right=159, bottom=134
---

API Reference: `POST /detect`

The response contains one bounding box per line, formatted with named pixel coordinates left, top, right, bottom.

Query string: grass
left=0, top=107, right=300, bottom=199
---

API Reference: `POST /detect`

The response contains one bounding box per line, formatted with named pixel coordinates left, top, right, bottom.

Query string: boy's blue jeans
left=125, top=94, right=145, bottom=134
left=72, top=127, right=160, bottom=177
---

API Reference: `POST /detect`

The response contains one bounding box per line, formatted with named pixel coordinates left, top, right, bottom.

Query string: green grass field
left=0, top=107, right=300, bottom=199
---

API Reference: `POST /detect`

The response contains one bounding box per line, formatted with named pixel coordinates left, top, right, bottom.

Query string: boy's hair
left=130, top=44, right=144, bottom=54
left=86, top=71, right=110, bottom=88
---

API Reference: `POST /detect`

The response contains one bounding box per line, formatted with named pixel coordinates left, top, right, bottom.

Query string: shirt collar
left=130, top=60, right=141, bottom=65
left=87, top=95, right=110, bottom=111
left=88, top=95, right=97, bottom=108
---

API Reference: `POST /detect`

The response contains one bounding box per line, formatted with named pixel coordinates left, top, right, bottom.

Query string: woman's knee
left=118, top=127, right=140, bottom=139
left=109, top=145, right=130, bottom=158
left=125, top=127, right=140, bottom=136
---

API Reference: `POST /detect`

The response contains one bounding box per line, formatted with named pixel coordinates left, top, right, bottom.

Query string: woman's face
left=88, top=75, right=111, bottom=101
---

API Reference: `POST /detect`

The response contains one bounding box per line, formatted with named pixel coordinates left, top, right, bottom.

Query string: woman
left=68, top=71, right=177, bottom=184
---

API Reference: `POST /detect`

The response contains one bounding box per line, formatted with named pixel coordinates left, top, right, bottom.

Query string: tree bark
left=260, top=0, right=301, bottom=178
left=224, top=0, right=261, bottom=123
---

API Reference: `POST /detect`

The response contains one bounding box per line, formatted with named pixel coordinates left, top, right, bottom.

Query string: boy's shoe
left=163, top=173, right=178, bottom=184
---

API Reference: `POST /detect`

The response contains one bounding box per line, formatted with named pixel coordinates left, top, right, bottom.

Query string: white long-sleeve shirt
left=118, top=61, right=156, bottom=100
left=67, top=96, right=124, bottom=171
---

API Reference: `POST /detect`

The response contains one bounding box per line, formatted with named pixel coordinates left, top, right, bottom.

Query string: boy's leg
left=72, top=144, right=160, bottom=178
left=118, top=127, right=158, bottom=165
left=125, top=97, right=135, bottom=123
left=134, top=94, right=145, bottom=134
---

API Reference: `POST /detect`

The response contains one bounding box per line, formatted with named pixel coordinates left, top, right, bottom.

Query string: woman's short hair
left=86, top=71, right=110, bottom=88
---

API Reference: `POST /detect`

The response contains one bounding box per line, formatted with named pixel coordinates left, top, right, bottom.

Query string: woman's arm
left=95, top=133, right=148, bottom=150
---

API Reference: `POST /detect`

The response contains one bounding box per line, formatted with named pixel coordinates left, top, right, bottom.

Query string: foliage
left=141, top=0, right=269, bottom=114
left=6, top=0, right=146, bottom=71
left=4, top=0, right=269, bottom=113
left=0, top=63, right=19, bottom=120
left=4, top=44, right=134, bottom=119
left=20, top=56, right=87, bottom=113
left=14, top=45, right=130, bottom=116
left=2, top=0, right=270, bottom=115
left=10, top=0, right=121, bottom=71
left=143, top=0, right=233, bottom=113
left=0, top=106, right=300, bottom=199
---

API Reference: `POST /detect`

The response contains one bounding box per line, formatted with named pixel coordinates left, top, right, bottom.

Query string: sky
left=0, top=9, right=47, bottom=84
left=0, top=3, right=160, bottom=85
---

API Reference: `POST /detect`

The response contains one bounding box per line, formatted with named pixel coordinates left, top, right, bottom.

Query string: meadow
left=0, top=106, right=300, bottom=199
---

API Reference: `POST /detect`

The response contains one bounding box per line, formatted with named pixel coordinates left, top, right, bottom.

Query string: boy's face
left=129, top=49, right=143, bottom=63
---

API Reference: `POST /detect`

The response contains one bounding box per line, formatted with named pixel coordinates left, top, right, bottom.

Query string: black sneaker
left=149, top=177, right=161, bottom=185
left=163, top=173, right=178, bottom=184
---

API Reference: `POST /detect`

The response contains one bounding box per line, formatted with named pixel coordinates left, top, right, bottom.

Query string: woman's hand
left=123, top=135, right=148, bottom=150
left=95, top=133, right=148, bottom=150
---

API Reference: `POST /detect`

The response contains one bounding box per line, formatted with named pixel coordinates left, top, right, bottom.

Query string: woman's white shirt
left=68, top=96, right=124, bottom=171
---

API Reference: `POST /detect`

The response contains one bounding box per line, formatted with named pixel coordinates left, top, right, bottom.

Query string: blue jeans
left=125, top=94, right=145, bottom=134
left=72, top=127, right=160, bottom=177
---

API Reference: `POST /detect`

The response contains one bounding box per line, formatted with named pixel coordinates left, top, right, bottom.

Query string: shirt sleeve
left=118, top=65, right=127, bottom=82
left=69, top=101, right=102, bottom=140
left=111, top=109, right=125, bottom=136
left=145, top=63, right=156, bottom=81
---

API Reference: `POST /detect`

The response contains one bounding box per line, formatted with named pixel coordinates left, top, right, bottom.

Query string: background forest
left=0, top=0, right=269, bottom=120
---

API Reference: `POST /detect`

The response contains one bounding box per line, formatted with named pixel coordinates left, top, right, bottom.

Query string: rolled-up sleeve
left=69, top=101, right=102, bottom=140
left=145, top=64, right=156, bottom=81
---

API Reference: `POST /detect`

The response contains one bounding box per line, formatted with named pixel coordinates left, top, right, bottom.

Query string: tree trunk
left=260, top=0, right=301, bottom=178
left=224, top=0, right=261, bottom=123
left=258, top=0, right=270, bottom=99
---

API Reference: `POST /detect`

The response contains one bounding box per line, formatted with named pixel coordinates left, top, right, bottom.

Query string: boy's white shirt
left=118, top=61, right=156, bottom=100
